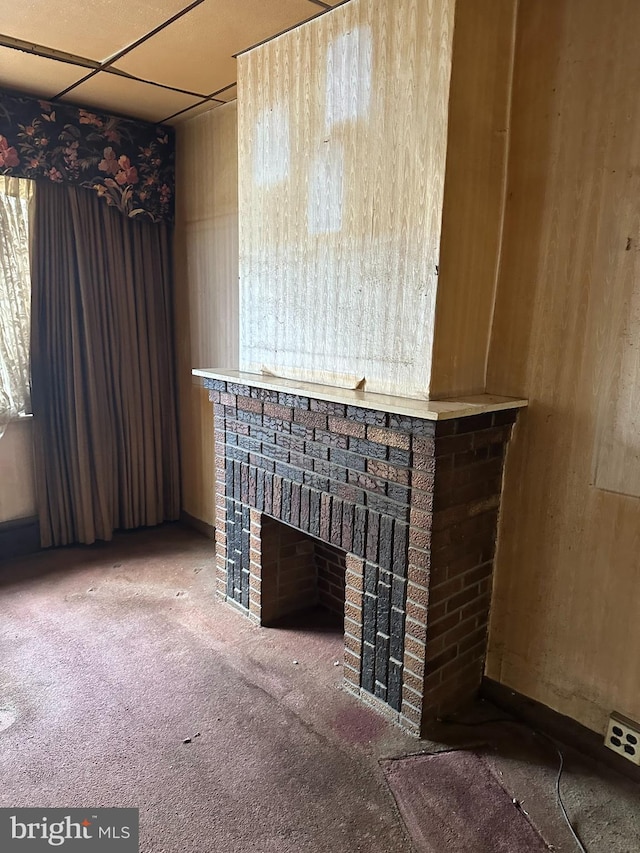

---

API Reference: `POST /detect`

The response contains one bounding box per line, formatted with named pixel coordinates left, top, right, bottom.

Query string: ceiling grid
left=0, top=0, right=349, bottom=124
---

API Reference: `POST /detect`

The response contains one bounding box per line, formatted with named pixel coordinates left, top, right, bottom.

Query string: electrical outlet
left=605, top=712, right=640, bottom=765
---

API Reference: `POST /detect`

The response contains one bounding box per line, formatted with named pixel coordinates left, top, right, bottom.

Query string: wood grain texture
left=174, top=102, right=239, bottom=527
left=429, top=0, right=517, bottom=397
left=486, top=0, right=640, bottom=732
left=237, top=0, right=455, bottom=398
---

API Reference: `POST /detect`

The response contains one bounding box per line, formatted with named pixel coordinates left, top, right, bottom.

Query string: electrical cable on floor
left=438, top=715, right=588, bottom=853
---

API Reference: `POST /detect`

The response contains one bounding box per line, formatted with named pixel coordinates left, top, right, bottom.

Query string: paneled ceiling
left=0, top=0, right=346, bottom=125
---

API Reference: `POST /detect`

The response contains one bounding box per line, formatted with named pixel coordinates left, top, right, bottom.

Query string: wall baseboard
left=481, top=677, right=640, bottom=784
left=0, top=516, right=41, bottom=562
left=180, top=510, right=215, bottom=540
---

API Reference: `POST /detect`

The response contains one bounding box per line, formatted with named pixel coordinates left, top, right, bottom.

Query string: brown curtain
left=30, top=181, right=180, bottom=547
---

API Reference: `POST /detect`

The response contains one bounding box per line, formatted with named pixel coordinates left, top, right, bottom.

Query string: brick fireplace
left=200, top=371, right=524, bottom=736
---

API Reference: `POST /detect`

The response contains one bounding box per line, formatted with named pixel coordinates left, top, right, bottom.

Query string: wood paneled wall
left=486, top=0, right=640, bottom=732
left=174, top=101, right=239, bottom=528
left=429, top=0, right=516, bottom=397
left=237, top=0, right=455, bottom=398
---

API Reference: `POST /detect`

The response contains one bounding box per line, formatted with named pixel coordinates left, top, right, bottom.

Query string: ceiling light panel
left=0, top=48, right=89, bottom=99
left=112, top=0, right=318, bottom=96
left=0, top=0, right=191, bottom=63
left=60, top=72, right=203, bottom=124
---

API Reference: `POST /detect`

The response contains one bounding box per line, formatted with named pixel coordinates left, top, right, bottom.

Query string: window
left=0, top=177, right=33, bottom=432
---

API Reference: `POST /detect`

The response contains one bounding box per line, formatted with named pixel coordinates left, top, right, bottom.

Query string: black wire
left=438, top=715, right=588, bottom=853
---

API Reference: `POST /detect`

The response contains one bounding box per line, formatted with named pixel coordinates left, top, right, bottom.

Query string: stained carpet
left=382, top=750, right=550, bottom=853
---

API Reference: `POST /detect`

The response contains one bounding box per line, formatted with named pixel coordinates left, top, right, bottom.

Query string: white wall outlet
left=605, top=712, right=640, bottom=765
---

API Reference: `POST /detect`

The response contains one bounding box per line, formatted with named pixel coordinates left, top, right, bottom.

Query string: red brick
left=426, top=600, right=447, bottom=624
left=366, top=459, right=409, bottom=484
left=345, top=586, right=363, bottom=607
left=344, top=602, right=362, bottom=622
left=458, top=626, right=488, bottom=655
left=345, top=553, right=364, bottom=572
left=435, top=433, right=475, bottom=457
left=410, top=508, right=433, bottom=530
left=404, top=635, right=426, bottom=659
left=432, top=503, right=471, bottom=532
left=412, top=470, right=435, bottom=491
left=407, top=581, right=429, bottom=608
left=425, top=635, right=445, bottom=662
left=344, top=649, right=360, bottom=671
left=236, top=396, right=263, bottom=414
left=439, top=613, right=478, bottom=649
left=411, top=489, right=434, bottom=511
left=439, top=648, right=484, bottom=686
left=406, top=599, right=428, bottom=623
left=367, top=426, right=411, bottom=450
left=426, top=644, right=459, bottom=674
left=343, top=666, right=360, bottom=686
left=407, top=564, right=430, bottom=587
left=344, top=617, right=361, bottom=638
left=409, top=527, right=431, bottom=550
left=413, top=454, right=436, bottom=474
left=429, top=576, right=463, bottom=603
left=403, top=669, right=423, bottom=693
left=328, top=417, right=366, bottom=438
left=344, top=634, right=362, bottom=655
left=294, top=409, right=327, bottom=428
left=408, top=545, right=430, bottom=570
left=264, top=402, right=294, bottom=420
left=413, top=436, right=436, bottom=455
left=402, top=684, right=422, bottom=708
left=447, top=586, right=480, bottom=611
left=400, top=701, right=422, bottom=727
left=345, top=569, right=364, bottom=591
left=461, top=562, right=492, bottom=588
left=472, top=426, right=512, bottom=449
left=403, top=652, right=425, bottom=680
left=422, top=669, right=443, bottom=693
left=405, top=617, right=427, bottom=644
left=427, top=610, right=461, bottom=640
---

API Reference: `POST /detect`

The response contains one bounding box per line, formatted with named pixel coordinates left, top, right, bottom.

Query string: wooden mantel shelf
left=192, top=369, right=527, bottom=422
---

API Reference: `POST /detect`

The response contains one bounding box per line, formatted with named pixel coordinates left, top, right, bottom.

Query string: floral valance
left=0, top=90, right=174, bottom=223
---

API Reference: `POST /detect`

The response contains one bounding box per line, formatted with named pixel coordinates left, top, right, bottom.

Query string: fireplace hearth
left=199, top=370, right=525, bottom=736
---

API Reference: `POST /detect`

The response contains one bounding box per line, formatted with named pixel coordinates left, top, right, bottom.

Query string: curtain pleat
left=31, top=181, right=180, bottom=547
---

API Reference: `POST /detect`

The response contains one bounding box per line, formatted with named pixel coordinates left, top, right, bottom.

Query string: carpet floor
left=383, top=750, right=548, bottom=853
left=1, top=524, right=638, bottom=852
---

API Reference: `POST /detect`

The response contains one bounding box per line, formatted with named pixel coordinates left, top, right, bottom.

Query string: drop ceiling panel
left=61, top=73, right=202, bottom=124
left=165, top=98, right=222, bottom=125
left=0, top=49, right=89, bottom=99
left=217, top=84, right=237, bottom=102
left=0, top=0, right=190, bottom=63
left=112, top=0, right=319, bottom=96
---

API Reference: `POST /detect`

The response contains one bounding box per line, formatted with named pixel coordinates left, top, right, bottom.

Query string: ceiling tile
left=0, top=0, right=190, bottom=63
left=165, top=99, right=222, bottom=125
left=217, top=84, right=237, bottom=103
left=60, top=72, right=202, bottom=124
left=0, top=48, right=89, bottom=99
left=112, top=0, right=319, bottom=96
